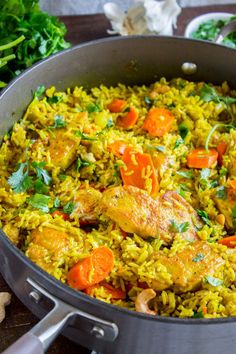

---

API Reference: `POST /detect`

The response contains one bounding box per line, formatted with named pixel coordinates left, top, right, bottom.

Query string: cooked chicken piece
left=149, top=241, right=225, bottom=293
left=214, top=193, right=236, bottom=230
left=26, top=227, right=69, bottom=273
left=72, top=188, right=102, bottom=223
left=2, top=223, right=20, bottom=245
left=48, top=129, right=78, bottom=170
left=100, top=186, right=201, bottom=243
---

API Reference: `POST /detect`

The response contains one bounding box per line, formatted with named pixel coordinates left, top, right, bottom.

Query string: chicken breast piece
left=48, top=129, right=78, bottom=170
left=26, top=227, right=69, bottom=273
left=72, top=188, right=102, bottom=223
left=100, top=186, right=201, bottom=243
left=150, top=241, right=225, bottom=292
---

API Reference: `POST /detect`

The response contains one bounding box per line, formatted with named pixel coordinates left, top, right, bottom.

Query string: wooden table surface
left=1, top=4, right=236, bottom=353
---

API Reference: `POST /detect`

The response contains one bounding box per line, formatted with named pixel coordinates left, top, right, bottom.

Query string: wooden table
left=1, top=4, right=236, bottom=353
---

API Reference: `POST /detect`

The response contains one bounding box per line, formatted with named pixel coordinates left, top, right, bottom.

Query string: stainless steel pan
left=1, top=36, right=236, bottom=354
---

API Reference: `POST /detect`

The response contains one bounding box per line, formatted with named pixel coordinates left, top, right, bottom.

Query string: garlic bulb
left=104, top=0, right=181, bottom=36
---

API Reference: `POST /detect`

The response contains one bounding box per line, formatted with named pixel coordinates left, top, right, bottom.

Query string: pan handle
left=2, top=278, right=118, bottom=354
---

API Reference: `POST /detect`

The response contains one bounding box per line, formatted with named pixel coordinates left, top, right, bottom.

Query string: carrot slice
left=116, top=107, right=138, bottom=129
left=108, top=99, right=127, bottom=113
left=228, top=180, right=236, bottom=190
left=108, top=141, right=128, bottom=157
left=187, top=148, right=218, bottom=168
left=142, top=108, right=174, bottom=137
left=85, top=282, right=126, bottom=300
left=67, top=246, right=114, bottom=290
left=218, top=235, right=236, bottom=248
left=217, top=142, right=228, bottom=166
left=120, top=147, right=159, bottom=196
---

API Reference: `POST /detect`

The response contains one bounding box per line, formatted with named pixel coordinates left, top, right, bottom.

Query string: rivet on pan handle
left=2, top=278, right=119, bottom=354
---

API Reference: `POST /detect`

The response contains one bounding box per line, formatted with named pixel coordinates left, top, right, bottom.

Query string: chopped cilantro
left=8, top=162, right=33, bottom=193
left=174, top=137, right=184, bottom=149
left=192, top=311, right=204, bottom=318
left=33, top=85, right=45, bottom=99
left=170, top=220, right=190, bottom=233
left=179, top=183, right=191, bottom=191
left=31, top=161, right=52, bottom=185
left=76, top=158, right=93, bottom=171
left=63, top=201, right=75, bottom=215
left=176, top=170, right=193, bottom=179
left=199, top=84, right=236, bottom=105
left=216, top=186, right=227, bottom=199
left=75, top=131, right=97, bottom=141
left=58, top=174, right=67, bottom=181
left=106, top=117, right=114, bottom=128
left=86, top=102, right=101, bottom=113
left=54, top=197, right=61, bottom=208
left=28, top=193, right=51, bottom=213
left=219, top=167, right=228, bottom=177
left=196, top=209, right=211, bottom=226
left=33, top=179, right=48, bottom=194
left=50, top=115, right=66, bottom=129
left=205, top=275, right=223, bottom=287
left=144, top=96, right=154, bottom=106
left=192, top=253, right=205, bottom=262
left=47, top=95, right=63, bottom=104
left=179, top=124, right=189, bottom=140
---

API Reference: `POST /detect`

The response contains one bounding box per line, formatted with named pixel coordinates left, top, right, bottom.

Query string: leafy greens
left=0, top=0, right=71, bottom=85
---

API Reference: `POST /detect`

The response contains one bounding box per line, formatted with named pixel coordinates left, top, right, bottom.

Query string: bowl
left=184, top=12, right=234, bottom=39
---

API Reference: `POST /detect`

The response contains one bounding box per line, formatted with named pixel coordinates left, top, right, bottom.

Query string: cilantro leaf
left=170, top=220, right=190, bottom=233
left=28, top=193, right=51, bottom=212
left=144, top=96, right=154, bottom=107
left=47, top=95, right=63, bottom=104
left=197, top=209, right=211, bottom=226
left=106, top=117, right=114, bottom=128
left=75, top=131, right=97, bottom=141
left=174, top=137, right=184, bottom=149
left=199, top=84, right=236, bottom=105
left=63, top=201, right=75, bottom=214
left=33, top=85, right=45, bottom=99
left=50, top=115, right=66, bottom=129
left=216, top=186, right=227, bottom=199
left=176, top=170, right=193, bottom=179
left=33, top=179, right=48, bottom=194
left=31, top=161, right=52, bottom=185
left=8, top=162, right=33, bottom=193
left=179, top=124, right=189, bottom=140
left=86, top=103, right=101, bottom=113
left=54, top=197, right=61, bottom=208
left=192, top=253, right=205, bottom=262
left=192, top=311, right=204, bottom=318
left=205, top=275, right=223, bottom=287
left=76, top=158, right=92, bottom=171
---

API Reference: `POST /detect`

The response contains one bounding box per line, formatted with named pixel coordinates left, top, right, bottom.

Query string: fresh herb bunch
left=192, top=16, right=236, bottom=49
left=0, top=0, right=71, bottom=85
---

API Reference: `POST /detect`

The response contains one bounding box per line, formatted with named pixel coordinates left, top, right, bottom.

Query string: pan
left=1, top=36, right=236, bottom=354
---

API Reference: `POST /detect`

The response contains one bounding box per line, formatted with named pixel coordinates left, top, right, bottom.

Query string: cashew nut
left=135, top=288, right=157, bottom=315
left=0, top=292, right=11, bottom=323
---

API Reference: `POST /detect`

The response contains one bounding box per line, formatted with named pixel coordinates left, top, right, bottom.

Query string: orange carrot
left=67, top=246, right=114, bottom=290
left=108, top=99, right=127, bottom=113
left=142, top=108, right=174, bottom=137
left=85, top=282, right=126, bottom=300
left=187, top=148, right=218, bottom=169
left=51, top=210, right=69, bottom=220
left=120, top=147, right=159, bottom=196
left=202, top=306, right=207, bottom=315
left=228, top=180, right=236, bottom=190
left=108, top=141, right=128, bottom=157
left=116, top=107, right=138, bottom=129
left=217, top=142, right=228, bottom=166
left=218, top=235, right=236, bottom=248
